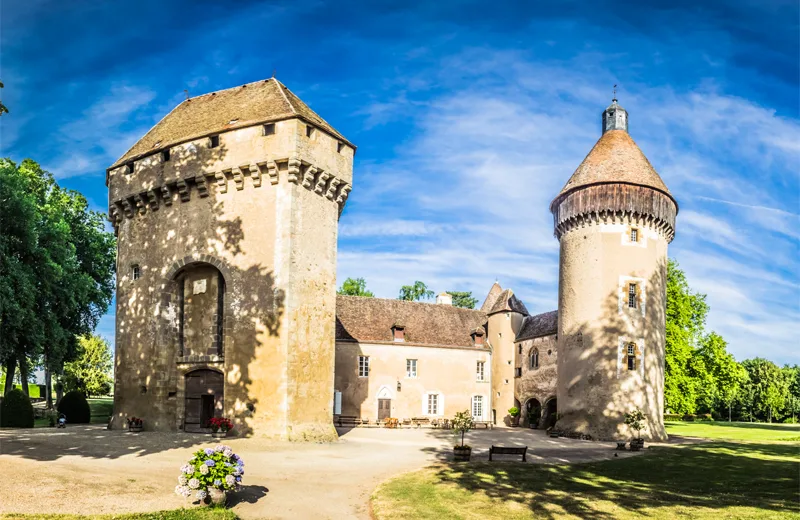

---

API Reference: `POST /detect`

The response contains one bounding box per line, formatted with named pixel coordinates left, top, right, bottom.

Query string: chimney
left=392, top=322, right=405, bottom=342
left=471, top=326, right=486, bottom=346
left=436, top=292, right=453, bottom=305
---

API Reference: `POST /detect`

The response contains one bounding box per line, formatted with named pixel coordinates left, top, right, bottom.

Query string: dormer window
left=630, top=228, right=638, bottom=243
left=125, top=162, right=135, bottom=175
left=161, top=149, right=171, bottom=162
left=392, top=323, right=405, bottom=342
left=263, top=123, right=275, bottom=136
left=209, top=135, right=220, bottom=148
left=471, top=327, right=486, bottom=346
left=306, top=125, right=315, bottom=138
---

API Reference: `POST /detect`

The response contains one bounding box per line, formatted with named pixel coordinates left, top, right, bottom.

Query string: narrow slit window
left=161, top=149, right=171, bottom=162
left=132, top=264, right=141, bottom=281
left=337, top=141, right=345, bottom=153
left=530, top=348, right=539, bottom=369
left=209, top=135, right=220, bottom=148
left=306, top=125, right=315, bottom=138
left=630, top=228, right=638, bottom=243
left=627, top=343, right=637, bottom=371
left=628, top=283, right=638, bottom=309
left=263, top=123, right=275, bottom=136
left=125, top=162, right=135, bottom=175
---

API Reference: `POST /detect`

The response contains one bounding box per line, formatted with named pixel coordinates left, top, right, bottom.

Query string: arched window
left=529, top=348, right=539, bottom=370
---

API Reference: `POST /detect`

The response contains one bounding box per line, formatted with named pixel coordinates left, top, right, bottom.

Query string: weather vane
left=613, top=84, right=617, bottom=101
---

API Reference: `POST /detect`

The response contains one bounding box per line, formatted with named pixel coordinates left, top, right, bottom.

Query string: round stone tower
left=107, top=79, right=354, bottom=440
left=550, top=98, right=677, bottom=441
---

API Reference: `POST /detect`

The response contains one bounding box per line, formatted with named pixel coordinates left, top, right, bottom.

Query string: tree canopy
left=337, top=277, right=374, bottom=297
left=63, top=335, right=113, bottom=397
left=446, top=291, right=478, bottom=309
left=398, top=281, right=434, bottom=301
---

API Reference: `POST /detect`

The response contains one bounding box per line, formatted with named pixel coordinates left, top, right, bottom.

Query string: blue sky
left=2, top=1, right=798, bottom=365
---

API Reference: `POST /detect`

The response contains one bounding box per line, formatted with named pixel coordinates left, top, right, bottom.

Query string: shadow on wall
left=556, top=257, right=668, bottom=441
left=332, top=337, right=369, bottom=430
left=108, top=140, right=286, bottom=439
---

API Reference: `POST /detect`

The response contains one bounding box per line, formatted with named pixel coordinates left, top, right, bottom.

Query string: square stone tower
left=106, top=79, right=354, bottom=440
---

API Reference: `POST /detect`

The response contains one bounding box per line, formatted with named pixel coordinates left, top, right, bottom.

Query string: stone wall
left=514, top=334, right=557, bottom=427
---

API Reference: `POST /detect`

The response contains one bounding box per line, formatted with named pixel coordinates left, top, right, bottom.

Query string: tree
left=337, top=277, right=374, bottom=297
left=740, top=358, right=788, bottom=422
left=782, top=365, right=800, bottom=423
left=398, top=281, right=434, bottom=302
left=446, top=291, right=478, bottom=309
left=63, top=335, right=113, bottom=397
left=664, top=259, right=709, bottom=414
left=698, top=332, right=746, bottom=421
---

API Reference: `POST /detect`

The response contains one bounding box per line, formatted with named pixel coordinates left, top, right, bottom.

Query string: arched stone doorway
left=542, top=397, right=558, bottom=429
left=184, top=369, right=223, bottom=432
left=525, top=398, right=542, bottom=428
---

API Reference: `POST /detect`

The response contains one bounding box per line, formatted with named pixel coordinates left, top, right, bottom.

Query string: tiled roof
left=110, top=78, right=353, bottom=169
left=480, top=282, right=504, bottom=313
left=554, top=129, right=673, bottom=202
left=516, top=310, right=558, bottom=341
left=488, top=289, right=529, bottom=316
left=335, top=295, right=487, bottom=348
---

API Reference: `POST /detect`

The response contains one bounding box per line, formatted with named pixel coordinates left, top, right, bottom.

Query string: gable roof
left=488, top=289, right=529, bottom=316
left=553, top=129, right=674, bottom=205
left=480, top=282, right=504, bottom=313
left=109, top=78, right=353, bottom=170
left=336, top=295, right=487, bottom=348
left=516, top=310, right=558, bottom=341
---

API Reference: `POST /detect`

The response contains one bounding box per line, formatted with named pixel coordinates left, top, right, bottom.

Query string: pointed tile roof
left=480, top=282, right=504, bottom=313
left=554, top=129, right=674, bottom=203
left=488, top=289, right=529, bottom=316
left=109, top=78, right=353, bottom=170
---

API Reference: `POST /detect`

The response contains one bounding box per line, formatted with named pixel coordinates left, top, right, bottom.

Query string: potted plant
left=508, top=406, right=520, bottom=427
left=207, top=417, right=234, bottom=438
left=175, top=444, right=244, bottom=506
left=451, top=410, right=474, bottom=462
left=624, top=408, right=646, bottom=450
left=126, top=416, right=143, bottom=433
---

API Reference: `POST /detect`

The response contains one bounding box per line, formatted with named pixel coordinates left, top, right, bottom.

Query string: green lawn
left=666, top=420, right=800, bottom=442
left=372, top=434, right=800, bottom=519
left=0, top=509, right=237, bottom=520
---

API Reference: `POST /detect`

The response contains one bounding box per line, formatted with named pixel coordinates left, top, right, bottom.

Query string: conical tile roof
left=110, top=78, right=353, bottom=170
left=554, top=129, right=674, bottom=204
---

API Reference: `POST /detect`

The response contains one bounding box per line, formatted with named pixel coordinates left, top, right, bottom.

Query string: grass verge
left=372, top=441, right=800, bottom=519
left=665, top=420, right=800, bottom=442
left=0, top=509, right=237, bottom=520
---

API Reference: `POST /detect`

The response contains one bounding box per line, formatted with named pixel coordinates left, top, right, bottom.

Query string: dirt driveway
left=0, top=425, right=643, bottom=519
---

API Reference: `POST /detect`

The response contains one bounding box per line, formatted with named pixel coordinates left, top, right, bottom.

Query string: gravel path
left=0, top=425, right=654, bottom=519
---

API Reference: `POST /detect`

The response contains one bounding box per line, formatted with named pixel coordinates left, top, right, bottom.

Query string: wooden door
left=378, top=399, right=391, bottom=420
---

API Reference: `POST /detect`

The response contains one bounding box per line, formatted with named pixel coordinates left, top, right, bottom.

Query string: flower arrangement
left=206, top=417, right=234, bottom=433
left=126, top=417, right=143, bottom=427
left=175, top=444, right=244, bottom=502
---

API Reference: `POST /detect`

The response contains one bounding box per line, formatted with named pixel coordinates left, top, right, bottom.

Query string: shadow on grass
left=435, top=442, right=799, bottom=519
left=666, top=421, right=800, bottom=434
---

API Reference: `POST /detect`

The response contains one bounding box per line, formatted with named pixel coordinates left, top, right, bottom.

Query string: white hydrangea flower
left=199, top=464, right=209, bottom=475
left=188, top=478, right=200, bottom=489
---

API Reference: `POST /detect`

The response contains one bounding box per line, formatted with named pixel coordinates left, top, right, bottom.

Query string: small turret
left=602, top=98, right=628, bottom=134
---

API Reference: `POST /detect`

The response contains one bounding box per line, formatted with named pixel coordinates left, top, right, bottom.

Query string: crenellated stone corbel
left=120, top=198, right=134, bottom=218
left=267, top=161, right=278, bottom=185
left=134, top=194, right=147, bottom=215
left=325, top=178, right=342, bottom=200
left=215, top=172, right=228, bottom=194
left=147, top=190, right=160, bottom=211
left=232, top=168, right=245, bottom=191
left=302, top=166, right=318, bottom=189
left=314, top=171, right=331, bottom=194
left=335, top=183, right=352, bottom=206
left=248, top=164, right=262, bottom=188
left=176, top=180, right=190, bottom=202
left=195, top=174, right=209, bottom=197
left=288, top=155, right=301, bottom=184
left=161, top=184, right=173, bottom=205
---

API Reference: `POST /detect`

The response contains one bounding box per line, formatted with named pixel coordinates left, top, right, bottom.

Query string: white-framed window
left=630, top=228, right=638, bottom=243
left=406, top=359, right=417, bottom=378
left=476, top=361, right=485, bottom=381
left=627, top=343, right=639, bottom=371
left=358, top=355, right=369, bottom=377
left=472, top=395, right=483, bottom=420
left=628, top=283, right=638, bottom=309
left=132, top=264, right=141, bottom=281
left=427, top=393, right=440, bottom=415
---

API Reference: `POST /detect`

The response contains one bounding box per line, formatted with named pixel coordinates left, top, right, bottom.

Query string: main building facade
left=108, top=80, right=676, bottom=441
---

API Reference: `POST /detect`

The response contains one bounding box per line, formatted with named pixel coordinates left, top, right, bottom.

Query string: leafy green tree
left=398, top=281, right=434, bottom=302
left=782, top=365, right=800, bottom=422
left=0, top=80, right=8, bottom=116
left=740, top=358, right=788, bottom=422
left=697, top=332, right=746, bottom=420
left=446, top=291, right=478, bottom=309
left=337, top=277, right=374, bottom=297
left=63, top=335, right=113, bottom=397
left=664, top=260, right=709, bottom=414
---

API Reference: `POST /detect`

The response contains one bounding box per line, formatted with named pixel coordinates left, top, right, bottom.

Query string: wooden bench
left=411, top=417, right=430, bottom=428
left=336, top=415, right=361, bottom=427
left=474, top=421, right=494, bottom=429
left=489, top=445, right=528, bottom=462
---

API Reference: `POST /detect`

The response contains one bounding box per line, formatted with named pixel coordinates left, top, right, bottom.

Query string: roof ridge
left=336, top=294, right=485, bottom=313
left=272, top=78, right=297, bottom=115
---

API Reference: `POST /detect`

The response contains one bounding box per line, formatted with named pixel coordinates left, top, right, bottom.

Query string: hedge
left=58, top=390, right=91, bottom=423
left=664, top=413, right=714, bottom=422
left=1, top=388, right=35, bottom=427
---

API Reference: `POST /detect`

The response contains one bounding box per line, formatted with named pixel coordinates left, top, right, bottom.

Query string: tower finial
left=613, top=84, right=617, bottom=102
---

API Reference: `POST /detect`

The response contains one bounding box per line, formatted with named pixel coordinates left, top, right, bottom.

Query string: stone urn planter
left=204, top=488, right=227, bottom=507
left=630, top=438, right=645, bottom=451
left=129, top=424, right=143, bottom=433
left=212, top=431, right=228, bottom=439
left=453, top=446, right=472, bottom=462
